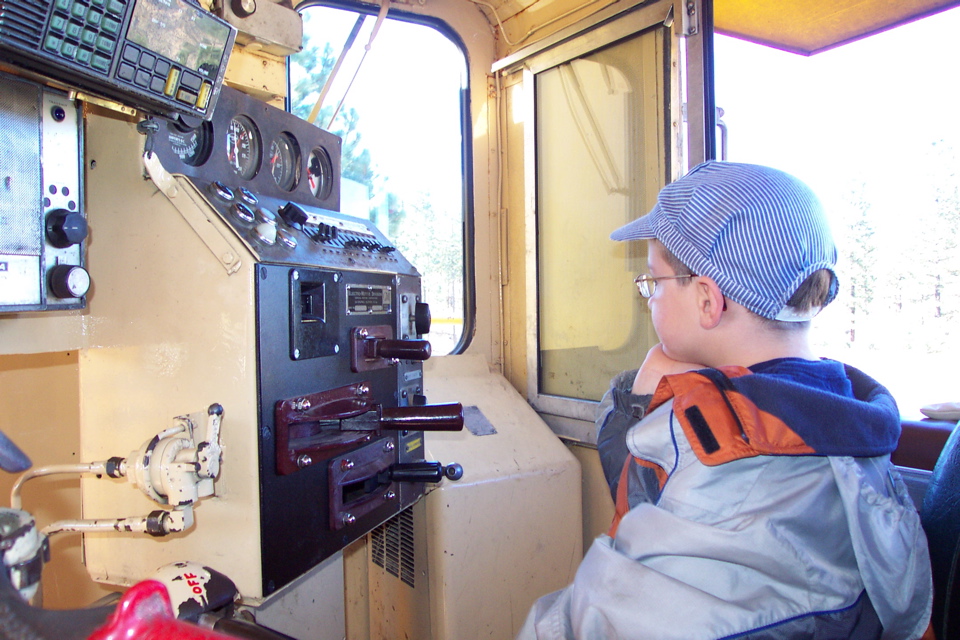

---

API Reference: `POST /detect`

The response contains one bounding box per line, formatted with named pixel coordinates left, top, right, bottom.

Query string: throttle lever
left=339, top=403, right=465, bottom=432
left=381, top=461, right=464, bottom=484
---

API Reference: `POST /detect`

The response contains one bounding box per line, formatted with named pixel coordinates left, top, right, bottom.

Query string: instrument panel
left=156, top=86, right=340, bottom=209
left=151, top=85, right=411, bottom=276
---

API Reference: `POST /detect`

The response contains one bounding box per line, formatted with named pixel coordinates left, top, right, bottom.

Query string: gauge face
left=269, top=132, right=300, bottom=191
left=225, top=115, right=261, bottom=180
left=167, top=121, right=213, bottom=167
left=307, top=147, right=333, bottom=200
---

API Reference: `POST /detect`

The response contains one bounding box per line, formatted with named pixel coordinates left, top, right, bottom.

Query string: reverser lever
left=382, top=461, right=464, bottom=483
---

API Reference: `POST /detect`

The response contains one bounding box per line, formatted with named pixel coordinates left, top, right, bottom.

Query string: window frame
left=289, top=0, right=477, bottom=354
left=499, top=0, right=709, bottom=442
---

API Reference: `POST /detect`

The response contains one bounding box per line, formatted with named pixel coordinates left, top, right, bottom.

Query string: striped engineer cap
left=611, top=161, right=838, bottom=321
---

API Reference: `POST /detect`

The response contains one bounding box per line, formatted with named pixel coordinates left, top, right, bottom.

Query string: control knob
left=279, top=202, right=308, bottom=226
left=45, top=209, right=87, bottom=248
left=49, top=264, right=90, bottom=299
left=415, top=302, right=431, bottom=335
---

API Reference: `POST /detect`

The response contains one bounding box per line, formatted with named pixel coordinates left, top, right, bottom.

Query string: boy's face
left=646, top=240, right=703, bottom=363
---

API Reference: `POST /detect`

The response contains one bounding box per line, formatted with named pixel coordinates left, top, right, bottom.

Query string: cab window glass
left=537, top=26, right=668, bottom=402
left=714, top=7, right=960, bottom=417
left=291, top=5, right=469, bottom=353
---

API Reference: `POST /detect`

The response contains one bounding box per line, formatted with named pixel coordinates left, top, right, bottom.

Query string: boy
left=517, top=161, right=932, bottom=639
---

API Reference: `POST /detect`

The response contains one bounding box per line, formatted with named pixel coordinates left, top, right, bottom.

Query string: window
left=714, top=7, right=960, bottom=418
left=290, top=4, right=471, bottom=353
left=510, top=1, right=677, bottom=434
left=536, top=28, right=669, bottom=404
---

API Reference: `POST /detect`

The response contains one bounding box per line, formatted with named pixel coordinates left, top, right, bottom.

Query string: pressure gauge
left=225, top=115, right=261, bottom=180
left=269, top=132, right=300, bottom=191
left=167, top=121, right=213, bottom=167
left=307, top=147, right=333, bottom=200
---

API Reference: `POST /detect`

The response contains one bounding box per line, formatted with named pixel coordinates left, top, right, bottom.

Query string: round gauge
left=269, top=132, right=301, bottom=191
left=225, top=115, right=261, bottom=180
left=166, top=121, right=213, bottom=167
left=307, top=147, right=333, bottom=200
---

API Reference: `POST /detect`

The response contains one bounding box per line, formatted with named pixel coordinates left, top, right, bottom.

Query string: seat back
left=921, top=423, right=960, bottom=639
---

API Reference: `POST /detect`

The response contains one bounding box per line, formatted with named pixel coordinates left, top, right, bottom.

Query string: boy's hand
left=632, top=344, right=706, bottom=395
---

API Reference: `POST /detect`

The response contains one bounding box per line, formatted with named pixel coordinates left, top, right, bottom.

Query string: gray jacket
left=518, top=361, right=932, bottom=639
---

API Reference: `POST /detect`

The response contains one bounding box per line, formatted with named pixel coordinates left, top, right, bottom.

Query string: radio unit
left=0, top=0, right=236, bottom=122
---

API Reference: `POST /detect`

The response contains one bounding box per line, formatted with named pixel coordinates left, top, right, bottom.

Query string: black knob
left=414, top=302, right=431, bottom=335
left=45, top=210, right=87, bottom=248
left=279, top=202, right=308, bottom=226
left=49, top=264, right=90, bottom=298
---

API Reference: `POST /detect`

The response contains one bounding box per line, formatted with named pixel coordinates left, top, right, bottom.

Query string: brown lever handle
left=374, top=339, right=431, bottom=361
left=379, top=403, right=464, bottom=431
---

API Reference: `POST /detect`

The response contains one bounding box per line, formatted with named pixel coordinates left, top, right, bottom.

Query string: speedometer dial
left=269, top=132, right=300, bottom=191
left=225, top=115, right=261, bottom=180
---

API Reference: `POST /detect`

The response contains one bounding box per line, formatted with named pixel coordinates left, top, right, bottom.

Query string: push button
left=91, top=52, right=110, bottom=71
left=80, top=27, right=97, bottom=46
left=150, top=75, right=165, bottom=93
left=180, top=71, right=201, bottom=91
left=121, top=43, right=138, bottom=62
left=70, top=2, right=87, bottom=20
left=65, top=21, right=82, bottom=38
left=76, top=47, right=93, bottom=65
left=85, top=8, right=102, bottom=25
left=105, top=0, right=123, bottom=15
left=101, top=15, right=119, bottom=33
left=117, top=61, right=135, bottom=80
left=44, top=34, right=63, bottom=52
left=139, top=52, right=155, bottom=70
left=175, top=88, right=197, bottom=105
left=60, top=40, right=78, bottom=59
left=134, top=69, right=150, bottom=87
left=163, top=67, right=180, bottom=96
left=95, top=34, right=114, bottom=53
left=196, top=82, right=212, bottom=110
left=155, top=59, right=170, bottom=76
left=49, top=14, right=68, bottom=32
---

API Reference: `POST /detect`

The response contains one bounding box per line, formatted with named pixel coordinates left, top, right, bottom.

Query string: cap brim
left=610, top=206, right=658, bottom=241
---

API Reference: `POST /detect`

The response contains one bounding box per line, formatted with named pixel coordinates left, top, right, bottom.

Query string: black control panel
left=148, top=85, right=416, bottom=275
left=0, top=0, right=235, bottom=121
left=150, top=86, right=463, bottom=596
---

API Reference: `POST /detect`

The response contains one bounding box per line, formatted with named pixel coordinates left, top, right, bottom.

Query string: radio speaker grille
left=0, top=0, right=47, bottom=46
left=0, top=73, right=41, bottom=256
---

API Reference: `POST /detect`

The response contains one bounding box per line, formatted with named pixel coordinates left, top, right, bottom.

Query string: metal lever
left=381, top=461, right=464, bottom=484
left=372, top=338, right=431, bottom=360
left=338, top=403, right=464, bottom=432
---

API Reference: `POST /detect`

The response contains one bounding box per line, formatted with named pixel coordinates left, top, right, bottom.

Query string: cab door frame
left=495, top=0, right=712, bottom=443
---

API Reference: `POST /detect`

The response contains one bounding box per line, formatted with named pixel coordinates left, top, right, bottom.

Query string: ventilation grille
left=370, top=508, right=416, bottom=588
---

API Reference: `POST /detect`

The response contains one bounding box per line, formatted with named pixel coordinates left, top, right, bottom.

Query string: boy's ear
left=695, top=276, right=726, bottom=329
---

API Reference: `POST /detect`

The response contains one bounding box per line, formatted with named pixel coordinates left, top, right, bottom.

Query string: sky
left=296, top=8, right=467, bottom=214
left=714, top=6, right=960, bottom=416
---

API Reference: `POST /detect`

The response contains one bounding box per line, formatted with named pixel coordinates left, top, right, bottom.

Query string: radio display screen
left=126, top=0, right=231, bottom=79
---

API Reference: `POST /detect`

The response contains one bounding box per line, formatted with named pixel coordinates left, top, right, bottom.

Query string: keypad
left=45, top=0, right=120, bottom=73
left=41, top=0, right=215, bottom=114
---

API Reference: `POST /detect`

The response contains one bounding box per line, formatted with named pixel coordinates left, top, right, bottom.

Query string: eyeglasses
left=634, top=273, right=694, bottom=298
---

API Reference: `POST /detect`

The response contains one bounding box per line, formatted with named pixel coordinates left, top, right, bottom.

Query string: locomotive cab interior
left=0, top=0, right=958, bottom=638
